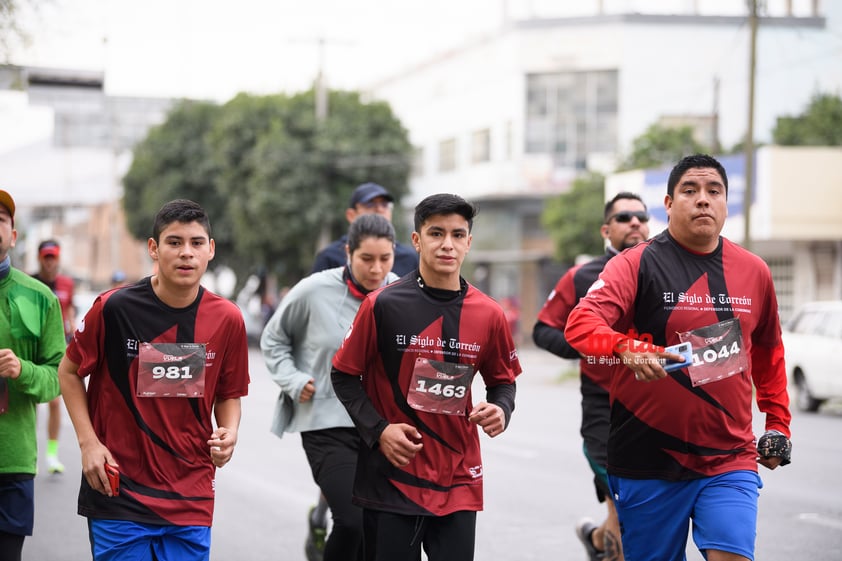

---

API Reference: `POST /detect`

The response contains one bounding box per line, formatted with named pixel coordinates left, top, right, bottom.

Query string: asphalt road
left=23, top=347, right=842, bottom=560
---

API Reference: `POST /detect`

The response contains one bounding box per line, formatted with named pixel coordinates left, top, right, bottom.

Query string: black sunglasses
left=607, top=210, right=649, bottom=224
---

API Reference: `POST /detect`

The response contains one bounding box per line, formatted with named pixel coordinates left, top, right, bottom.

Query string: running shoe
left=304, top=506, right=326, bottom=561
left=46, top=454, right=64, bottom=474
left=575, top=517, right=605, bottom=561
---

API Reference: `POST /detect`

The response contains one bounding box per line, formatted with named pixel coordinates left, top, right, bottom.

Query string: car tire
left=794, top=371, right=822, bottom=413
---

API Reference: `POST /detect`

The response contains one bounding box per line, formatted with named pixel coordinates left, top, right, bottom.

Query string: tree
left=210, top=89, right=412, bottom=285
left=0, top=0, right=43, bottom=62
left=618, top=123, right=708, bottom=171
left=541, top=172, right=606, bottom=263
left=122, top=89, right=413, bottom=288
left=772, top=93, right=842, bottom=146
left=1, top=0, right=24, bottom=61
left=122, top=100, right=235, bottom=262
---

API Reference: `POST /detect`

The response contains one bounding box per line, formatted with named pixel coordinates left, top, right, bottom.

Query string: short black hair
left=347, top=214, right=396, bottom=254
left=667, top=154, right=728, bottom=198
left=604, top=192, right=647, bottom=222
left=413, top=194, right=477, bottom=233
left=38, top=239, right=60, bottom=252
left=151, top=199, right=212, bottom=243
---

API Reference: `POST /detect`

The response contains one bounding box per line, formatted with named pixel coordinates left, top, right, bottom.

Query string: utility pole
left=743, top=0, right=760, bottom=251
left=712, top=75, right=721, bottom=154
left=287, top=36, right=353, bottom=121
left=315, top=37, right=328, bottom=121
left=287, top=35, right=354, bottom=250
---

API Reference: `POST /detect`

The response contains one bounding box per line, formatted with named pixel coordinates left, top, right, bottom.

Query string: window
left=791, top=311, right=823, bottom=335
left=766, top=256, right=794, bottom=322
left=471, top=129, right=491, bottom=164
left=411, top=147, right=425, bottom=177
left=439, top=138, right=457, bottom=172
left=525, top=69, right=618, bottom=169
left=505, top=121, right=513, bottom=160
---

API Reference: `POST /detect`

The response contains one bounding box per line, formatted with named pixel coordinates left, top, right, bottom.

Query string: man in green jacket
left=0, top=189, right=64, bottom=561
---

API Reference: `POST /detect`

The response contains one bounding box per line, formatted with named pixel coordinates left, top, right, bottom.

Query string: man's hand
left=0, top=348, right=21, bottom=379
left=757, top=429, right=791, bottom=470
left=378, top=423, right=423, bottom=467
left=617, top=340, right=684, bottom=382
left=208, top=426, right=239, bottom=468
left=79, top=440, right=119, bottom=497
left=468, top=402, right=506, bottom=437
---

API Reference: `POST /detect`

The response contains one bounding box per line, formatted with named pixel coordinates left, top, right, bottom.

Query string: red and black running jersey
left=65, top=277, right=250, bottom=526
left=566, top=231, right=790, bottom=481
left=332, top=275, right=521, bottom=516
left=536, top=250, right=615, bottom=394
left=33, top=273, right=74, bottom=337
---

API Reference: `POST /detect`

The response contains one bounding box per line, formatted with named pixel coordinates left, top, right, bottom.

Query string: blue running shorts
left=608, top=470, right=762, bottom=561
left=88, top=519, right=211, bottom=561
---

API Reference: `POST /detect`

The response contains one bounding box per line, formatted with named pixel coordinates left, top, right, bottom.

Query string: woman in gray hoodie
left=261, top=214, right=399, bottom=561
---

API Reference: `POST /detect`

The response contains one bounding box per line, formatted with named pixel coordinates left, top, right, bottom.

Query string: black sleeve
left=486, top=382, right=516, bottom=428
left=310, top=250, right=330, bottom=274
left=331, top=367, right=389, bottom=449
left=532, top=320, right=581, bottom=360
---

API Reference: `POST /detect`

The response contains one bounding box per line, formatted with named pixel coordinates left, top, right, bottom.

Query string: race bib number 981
left=137, top=342, right=207, bottom=397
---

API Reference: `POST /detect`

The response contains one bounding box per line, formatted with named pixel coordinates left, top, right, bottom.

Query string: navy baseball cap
left=349, top=183, right=393, bottom=208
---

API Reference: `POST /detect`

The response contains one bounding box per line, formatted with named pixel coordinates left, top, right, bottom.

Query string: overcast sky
left=11, top=0, right=509, bottom=100
left=3, top=0, right=836, bottom=151
left=11, top=0, right=815, bottom=101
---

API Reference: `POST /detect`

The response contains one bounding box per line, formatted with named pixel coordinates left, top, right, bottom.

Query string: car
left=781, top=300, right=842, bottom=412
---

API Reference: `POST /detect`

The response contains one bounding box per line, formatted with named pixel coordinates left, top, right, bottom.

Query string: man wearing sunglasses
left=533, top=192, right=649, bottom=561
left=312, top=183, right=418, bottom=277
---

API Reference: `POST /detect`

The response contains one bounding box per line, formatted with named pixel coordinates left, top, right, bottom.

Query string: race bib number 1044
left=679, top=318, right=747, bottom=387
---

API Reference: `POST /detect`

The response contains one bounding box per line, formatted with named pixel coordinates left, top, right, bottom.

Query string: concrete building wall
left=367, top=6, right=841, bottom=335
left=764, top=146, right=842, bottom=239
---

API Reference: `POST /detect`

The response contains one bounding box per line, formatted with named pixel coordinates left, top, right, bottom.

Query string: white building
left=0, top=65, right=174, bottom=287
left=366, top=1, right=842, bottom=329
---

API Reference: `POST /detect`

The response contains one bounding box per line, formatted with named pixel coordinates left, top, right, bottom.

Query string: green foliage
left=122, top=89, right=412, bottom=287
left=1, top=0, right=29, bottom=61
left=541, top=172, right=606, bottom=263
left=123, top=100, right=225, bottom=246
left=772, top=93, right=842, bottom=146
left=618, top=124, right=708, bottom=171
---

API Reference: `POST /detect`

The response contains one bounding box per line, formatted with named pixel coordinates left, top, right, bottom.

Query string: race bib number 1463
left=407, top=357, right=474, bottom=416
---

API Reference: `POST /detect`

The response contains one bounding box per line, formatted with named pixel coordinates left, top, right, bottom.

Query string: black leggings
left=301, top=428, right=363, bottom=561
left=362, top=509, right=477, bottom=561
left=0, top=531, right=24, bottom=561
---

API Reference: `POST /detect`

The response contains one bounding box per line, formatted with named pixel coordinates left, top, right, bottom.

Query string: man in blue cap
left=311, top=182, right=418, bottom=277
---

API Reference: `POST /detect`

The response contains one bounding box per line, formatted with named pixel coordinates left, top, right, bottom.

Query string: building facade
left=369, top=1, right=840, bottom=330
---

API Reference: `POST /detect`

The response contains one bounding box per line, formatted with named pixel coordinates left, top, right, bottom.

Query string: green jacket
left=0, top=268, right=64, bottom=475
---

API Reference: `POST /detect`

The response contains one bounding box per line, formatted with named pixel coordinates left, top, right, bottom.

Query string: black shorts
left=580, top=376, right=610, bottom=501
left=362, top=509, right=477, bottom=561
